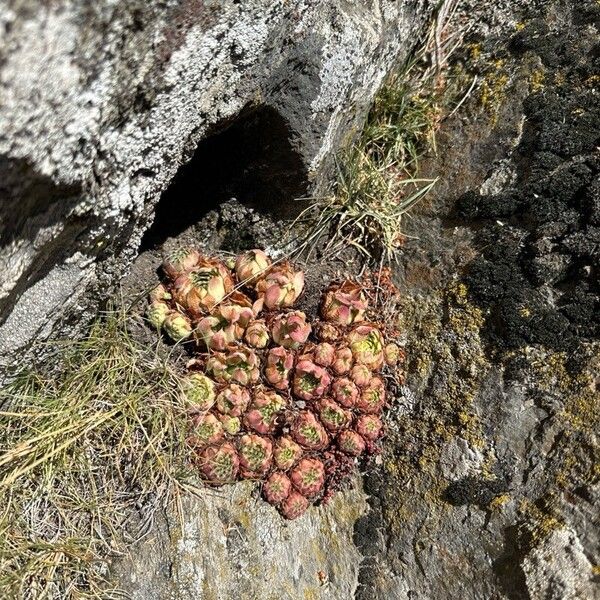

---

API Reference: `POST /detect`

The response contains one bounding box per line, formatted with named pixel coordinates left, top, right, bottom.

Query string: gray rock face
left=112, top=481, right=368, bottom=600
left=0, top=0, right=430, bottom=368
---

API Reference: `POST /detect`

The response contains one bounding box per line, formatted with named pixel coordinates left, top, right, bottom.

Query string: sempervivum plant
left=162, top=247, right=200, bottom=279
left=146, top=301, right=171, bottom=330
left=195, top=315, right=236, bottom=351
left=331, top=377, right=359, bottom=408
left=291, top=411, right=329, bottom=450
left=355, top=377, right=386, bottom=414
left=146, top=246, right=404, bottom=518
left=271, top=311, right=311, bottom=350
left=264, top=346, right=294, bottom=390
left=244, top=389, right=286, bottom=434
left=197, top=293, right=256, bottom=350
left=331, top=346, right=353, bottom=375
left=163, top=311, right=193, bottom=342
left=347, top=325, right=384, bottom=370
left=182, top=373, right=216, bottom=412
left=350, top=364, right=372, bottom=387
left=384, top=342, right=404, bottom=366
left=316, top=398, right=351, bottom=432
left=238, top=434, right=273, bottom=478
left=206, top=348, right=260, bottom=386
left=180, top=260, right=234, bottom=316
left=149, top=283, right=172, bottom=303
left=320, top=280, right=367, bottom=325
left=198, top=443, right=239, bottom=485
left=189, top=413, right=224, bottom=447
left=273, top=436, right=303, bottom=471
left=255, top=261, right=304, bottom=309
left=313, top=342, right=335, bottom=367
left=280, top=490, right=309, bottom=520
left=235, top=249, right=272, bottom=285
left=292, top=360, right=331, bottom=401
left=290, top=458, right=325, bottom=498
left=215, top=384, right=250, bottom=417
left=355, top=414, right=383, bottom=441
left=244, top=319, right=270, bottom=349
left=337, top=430, right=366, bottom=456
left=218, top=414, right=241, bottom=435
left=263, top=471, right=292, bottom=506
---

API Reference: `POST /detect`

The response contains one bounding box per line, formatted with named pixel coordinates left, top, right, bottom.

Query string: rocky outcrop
left=0, top=0, right=431, bottom=369
left=115, top=1, right=598, bottom=598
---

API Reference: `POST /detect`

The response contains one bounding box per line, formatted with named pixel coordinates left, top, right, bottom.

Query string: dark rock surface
left=355, top=2, right=599, bottom=598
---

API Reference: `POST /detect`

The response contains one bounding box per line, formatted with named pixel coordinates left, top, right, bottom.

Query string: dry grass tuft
left=292, top=0, right=469, bottom=263
left=0, top=310, right=192, bottom=598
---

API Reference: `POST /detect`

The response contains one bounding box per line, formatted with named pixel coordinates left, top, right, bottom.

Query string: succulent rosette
left=316, top=398, right=351, bottom=432
left=313, top=342, right=335, bottom=367
left=355, top=376, right=386, bottom=414
left=189, top=413, right=224, bottom=447
left=314, top=322, right=341, bottom=343
left=291, top=411, right=329, bottom=450
left=263, top=471, right=292, bottom=506
left=217, top=291, right=257, bottom=325
left=149, top=283, right=172, bottom=303
left=280, top=490, right=309, bottom=520
left=355, top=414, right=383, bottom=441
left=206, top=348, right=260, bottom=386
left=243, top=389, right=286, bottom=434
left=273, top=436, right=303, bottom=471
left=182, top=260, right=234, bottom=316
left=195, top=315, right=236, bottom=351
left=146, top=301, right=171, bottom=330
left=290, top=458, right=325, bottom=498
left=197, top=442, right=239, bottom=485
left=256, top=261, right=304, bottom=309
left=331, top=347, right=353, bottom=375
left=384, top=343, right=404, bottom=366
left=182, top=373, right=217, bottom=412
left=238, top=434, right=273, bottom=478
left=163, top=311, right=193, bottom=342
left=337, top=430, right=366, bottom=456
left=331, top=377, right=359, bottom=408
left=162, top=247, right=200, bottom=279
left=347, top=325, right=385, bottom=370
left=218, top=414, right=241, bottom=435
left=235, top=249, right=272, bottom=285
left=244, top=319, right=270, bottom=349
left=215, top=384, right=251, bottom=417
left=264, top=346, right=294, bottom=390
left=271, top=311, right=312, bottom=350
left=320, top=280, right=367, bottom=325
left=350, top=364, right=372, bottom=387
left=292, top=360, right=331, bottom=401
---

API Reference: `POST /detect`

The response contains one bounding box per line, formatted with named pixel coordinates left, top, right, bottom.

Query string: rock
left=2, top=0, right=599, bottom=599
left=522, top=527, right=597, bottom=600
left=439, top=437, right=485, bottom=481
left=112, top=480, right=368, bottom=599
left=0, top=0, right=431, bottom=370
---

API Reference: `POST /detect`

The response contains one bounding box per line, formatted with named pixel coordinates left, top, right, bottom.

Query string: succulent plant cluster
left=147, top=248, right=404, bottom=519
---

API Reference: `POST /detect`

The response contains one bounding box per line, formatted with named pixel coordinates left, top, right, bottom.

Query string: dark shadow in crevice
left=141, top=104, right=309, bottom=250
left=0, top=156, right=84, bottom=325
left=491, top=525, right=529, bottom=600
left=0, top=155, right=82, bottom=247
